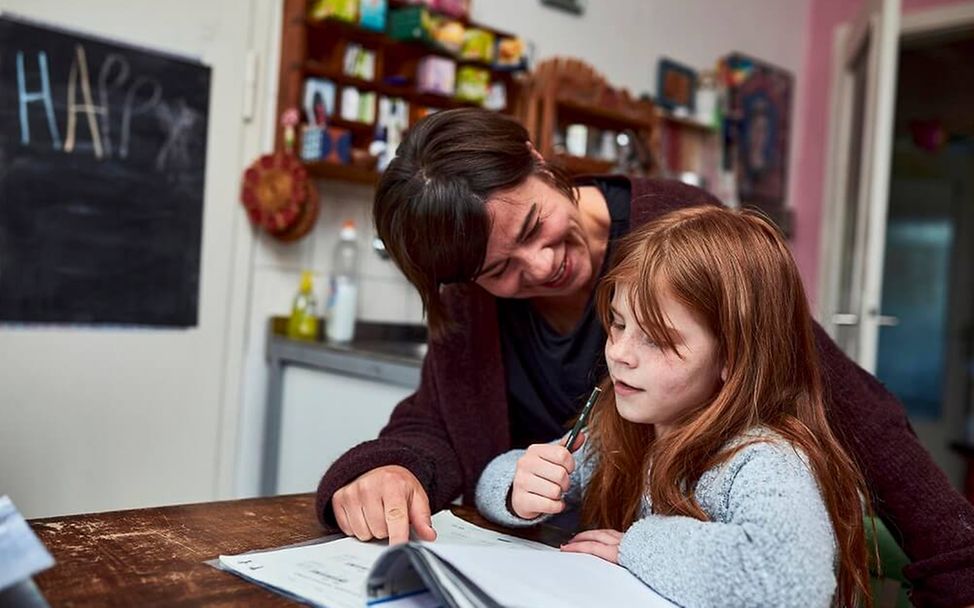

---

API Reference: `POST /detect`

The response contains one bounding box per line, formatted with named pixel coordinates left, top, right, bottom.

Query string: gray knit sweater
left=475, top=430, right=837, bottom=607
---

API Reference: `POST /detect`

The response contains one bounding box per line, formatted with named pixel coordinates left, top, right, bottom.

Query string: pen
left=564, top=386, right=602, bottom=453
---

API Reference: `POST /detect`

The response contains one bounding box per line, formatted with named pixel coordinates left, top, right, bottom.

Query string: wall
left=233, top=0, right=813, bottom=497
left=791, top=0, right=973, bottom=308
left=0, top=0, right=268, bottom=517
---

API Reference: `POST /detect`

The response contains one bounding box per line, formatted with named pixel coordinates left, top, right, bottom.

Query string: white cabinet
left=275, top=366, right=417, bottom=495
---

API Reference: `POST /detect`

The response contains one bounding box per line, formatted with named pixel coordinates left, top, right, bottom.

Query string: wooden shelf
left=304, top=161, right=380, bottom=185
left=306, top=17, right=522, bottom=76
left=277, top=0, right=526, bottom=188
left=556, top=98, right=654, bottom=131
left=552, top=154, right=615, bottom=175
left=657, top=109, right=718, bottom=134
left=303, top=60, right=484, bottom=112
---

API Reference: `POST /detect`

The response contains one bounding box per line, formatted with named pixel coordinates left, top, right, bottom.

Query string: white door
left=819, top=0, right=902, bottom=372
left=0, top=0, right=262, bottom=517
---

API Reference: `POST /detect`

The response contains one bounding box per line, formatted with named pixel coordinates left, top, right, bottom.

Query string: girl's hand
left=560, top=529, right=624, bottom=564
left=510, top=433, right=584, bottom=519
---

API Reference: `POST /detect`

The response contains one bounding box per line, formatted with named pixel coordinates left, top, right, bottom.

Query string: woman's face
left=604, top=284, right=724, bottom=438
left=475, top=175, right=595, bottom=299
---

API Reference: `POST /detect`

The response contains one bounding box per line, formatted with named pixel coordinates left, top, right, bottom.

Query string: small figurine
left=281, top=108, right=301, bottom=154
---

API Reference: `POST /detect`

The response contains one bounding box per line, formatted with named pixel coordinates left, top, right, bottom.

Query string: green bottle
left=287, top=271, right=319, bottom=341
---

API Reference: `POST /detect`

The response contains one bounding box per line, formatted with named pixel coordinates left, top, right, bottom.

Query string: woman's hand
left=331, top=465, right=437, bottom=545
left=510, top=433, right=584, bottom=520
left=560, top=529, right=624, bottom=564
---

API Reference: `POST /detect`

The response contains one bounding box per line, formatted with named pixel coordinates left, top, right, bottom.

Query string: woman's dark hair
left=374, top=108, right=576, bottom=337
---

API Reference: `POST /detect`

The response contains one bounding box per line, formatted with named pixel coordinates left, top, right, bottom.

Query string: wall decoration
left=0, top=15, right=211, bottom=327
left=656, top=58, right=698, bottom=114
left=725, top=53, right=794, bottom=211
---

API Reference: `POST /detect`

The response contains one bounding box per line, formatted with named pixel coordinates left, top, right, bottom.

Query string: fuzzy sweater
left=315, top=177, right=974, bottom=607
left=475, top=431, right=837, bottom=608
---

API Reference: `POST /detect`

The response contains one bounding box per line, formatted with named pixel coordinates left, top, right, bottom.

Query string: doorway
left=877, top=29, right=974, bottom=483
left=820, top=2, right=974, bottom=487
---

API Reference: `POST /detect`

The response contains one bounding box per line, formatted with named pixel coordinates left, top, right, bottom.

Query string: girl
left=475, top=206, right=872, bottom=607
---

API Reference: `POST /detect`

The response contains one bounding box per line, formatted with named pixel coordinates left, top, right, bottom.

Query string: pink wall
left=792, top=0, right=971, bottom=308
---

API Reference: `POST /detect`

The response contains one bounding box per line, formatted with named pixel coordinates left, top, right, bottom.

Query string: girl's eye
left=639, top=333, right=659, bottom=348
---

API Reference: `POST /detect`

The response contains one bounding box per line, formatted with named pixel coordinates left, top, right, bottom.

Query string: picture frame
left=656, top=58, right=697, bottom=113
left=724, top=52, right=793, bottom=210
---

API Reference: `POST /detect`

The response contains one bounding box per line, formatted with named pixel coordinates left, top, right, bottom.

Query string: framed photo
left=725, top=53, right=793, bottom=210
left=656, top=58, right=697, bottom=112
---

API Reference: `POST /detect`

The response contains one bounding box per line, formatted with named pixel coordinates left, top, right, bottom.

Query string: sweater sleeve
left=813, top=324, right=974, bottom=608
left=475, top=442, right=595, bottom=528
left=315, top=341, right=465, bottom=531
left=618, top=443, right=837, bottom=608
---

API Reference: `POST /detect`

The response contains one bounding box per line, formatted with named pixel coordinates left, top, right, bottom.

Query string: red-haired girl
left=476, top=206, right=871, bottom=607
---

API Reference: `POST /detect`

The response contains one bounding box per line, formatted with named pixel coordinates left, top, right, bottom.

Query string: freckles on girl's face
left=604, top=285, right=724, bottom=436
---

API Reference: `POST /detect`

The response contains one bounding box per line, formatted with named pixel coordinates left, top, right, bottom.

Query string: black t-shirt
left=497, top=177, right=631, bottom=448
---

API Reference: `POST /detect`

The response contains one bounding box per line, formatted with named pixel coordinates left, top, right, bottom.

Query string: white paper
left=422, top=543, right=677, bottom=608
left=218, top=511, right=550, bottom=608
left=0, top=495, right=55, bottom=592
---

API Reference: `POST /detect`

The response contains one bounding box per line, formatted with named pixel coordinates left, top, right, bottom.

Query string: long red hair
left=584, top=206, right=872, bottom=607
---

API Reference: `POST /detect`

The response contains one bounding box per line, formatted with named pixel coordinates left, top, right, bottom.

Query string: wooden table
left=28, top=494, right=561, bottom=606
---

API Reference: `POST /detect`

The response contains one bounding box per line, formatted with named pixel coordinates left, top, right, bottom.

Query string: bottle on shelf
left=326, top=220, right=360, bottom=343
left=287, top=270, right=319, bottom=341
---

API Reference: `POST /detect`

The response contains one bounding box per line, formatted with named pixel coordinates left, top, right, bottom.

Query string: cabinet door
left=276, top=366, right=416, bottom=495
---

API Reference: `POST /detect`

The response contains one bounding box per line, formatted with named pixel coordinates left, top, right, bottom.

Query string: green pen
left=564, top=386, right=602, bottom=453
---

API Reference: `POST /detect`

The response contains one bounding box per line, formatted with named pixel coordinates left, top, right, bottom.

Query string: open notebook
left=218, top=510, right=675, bottom=608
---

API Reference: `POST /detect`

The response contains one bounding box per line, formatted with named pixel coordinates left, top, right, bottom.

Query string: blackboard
left=0, top=15, right=211, bottom=327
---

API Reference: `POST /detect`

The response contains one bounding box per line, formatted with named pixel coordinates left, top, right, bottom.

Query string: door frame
left=816, top=0, right=974, bottom=368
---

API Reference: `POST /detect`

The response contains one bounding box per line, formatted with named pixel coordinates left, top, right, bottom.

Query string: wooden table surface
left=28, top=493, right=562, bottom=607
left=30, top=493, right=323, bottom=606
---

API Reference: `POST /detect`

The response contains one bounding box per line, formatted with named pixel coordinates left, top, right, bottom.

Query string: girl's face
left=475, top=176, right=595, bottom=299
left=604, top=284, right=725, bottom=438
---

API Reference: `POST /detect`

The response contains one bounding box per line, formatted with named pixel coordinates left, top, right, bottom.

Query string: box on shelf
left=339, top=86, right=377, bottom=123
left=302, top=78, right=336, bottom=126
left=434, top=0, right=469, bottom=18
left=300, top=125, right=352, bottom=164
left=461, top=28, right=494, bottom=63
left=308, top=0, right=357, bottom=22
left=416, top=55, right=456, bottom=96
left=455, top=65, right=488, bottom=103
left=343, top=43, right=376, bottom=81
left=358, top=0, right=387, bottom=31
left=495, top=37, right=527, bottom=70
left=388, top=6, right=464, bottom=54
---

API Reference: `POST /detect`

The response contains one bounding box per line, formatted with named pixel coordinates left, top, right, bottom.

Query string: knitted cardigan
left=315, top=177, right=974, bottom=607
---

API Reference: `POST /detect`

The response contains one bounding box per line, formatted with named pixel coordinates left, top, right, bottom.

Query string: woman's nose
left=520, top=245, right=555, bottom=284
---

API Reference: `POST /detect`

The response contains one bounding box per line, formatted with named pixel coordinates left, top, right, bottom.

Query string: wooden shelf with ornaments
left=274, top=0, right=530, bottom=187
left=518, top=57, right=659, bottom=178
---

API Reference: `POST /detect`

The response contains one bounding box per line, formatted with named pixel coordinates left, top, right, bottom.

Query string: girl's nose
left=606, top=334, right=635, bottom=367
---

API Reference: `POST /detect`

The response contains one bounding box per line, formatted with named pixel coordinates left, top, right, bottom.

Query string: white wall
left=232, top=0, right=812, bottom=497
left=0, top=0, right=268, bottom=517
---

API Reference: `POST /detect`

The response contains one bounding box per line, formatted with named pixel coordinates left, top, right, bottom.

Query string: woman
left=316, top=108, right=974, bottom=607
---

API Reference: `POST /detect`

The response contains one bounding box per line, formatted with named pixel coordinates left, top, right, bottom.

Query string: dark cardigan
left=316, top=177, right=974, bottom=607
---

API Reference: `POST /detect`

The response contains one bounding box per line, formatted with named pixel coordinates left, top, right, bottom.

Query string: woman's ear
left=526, top=141, right=546, bottom=164
left=720, top=365, right=728, bottom=383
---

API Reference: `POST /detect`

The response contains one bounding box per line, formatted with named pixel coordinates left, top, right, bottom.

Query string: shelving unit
left=519, top=57, right=658, bottom=177
left=276, top=0, right=527, bottom=185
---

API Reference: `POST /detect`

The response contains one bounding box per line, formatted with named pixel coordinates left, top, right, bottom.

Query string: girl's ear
left=720, top=364, right=728, bottom=383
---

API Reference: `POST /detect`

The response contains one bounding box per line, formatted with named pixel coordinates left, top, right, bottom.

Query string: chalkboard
left=0, top=15, right=211, bottom=327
